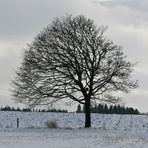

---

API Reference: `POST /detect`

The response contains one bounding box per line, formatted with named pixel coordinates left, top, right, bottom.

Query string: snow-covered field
left=1, top=111, right=148, bottom=148
left=1, top=111, right=148, bottom=130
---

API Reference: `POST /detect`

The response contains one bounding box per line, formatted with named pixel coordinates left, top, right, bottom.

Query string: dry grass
left=45, top=120, right=58, bottom=128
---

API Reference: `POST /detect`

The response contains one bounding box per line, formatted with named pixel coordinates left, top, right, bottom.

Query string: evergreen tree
left=76, top=104, right=82, bottom=113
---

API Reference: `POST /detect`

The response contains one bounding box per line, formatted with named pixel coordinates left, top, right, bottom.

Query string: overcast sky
left=0, top=0, right=148, bottom=112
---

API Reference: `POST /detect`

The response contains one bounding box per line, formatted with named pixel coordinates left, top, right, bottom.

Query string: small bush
left=45, top=120, right=58, bottom=128
left=28, top=125, right=35, bottom=129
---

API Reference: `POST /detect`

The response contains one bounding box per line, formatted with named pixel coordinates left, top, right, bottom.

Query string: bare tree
left=11, top=15, right=138, bottom=127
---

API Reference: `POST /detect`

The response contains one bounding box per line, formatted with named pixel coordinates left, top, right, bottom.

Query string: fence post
left=17, top=118, right=19, bottom=128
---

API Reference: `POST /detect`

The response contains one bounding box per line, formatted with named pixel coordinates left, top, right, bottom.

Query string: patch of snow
left=0, top=128, right=148, bottom=148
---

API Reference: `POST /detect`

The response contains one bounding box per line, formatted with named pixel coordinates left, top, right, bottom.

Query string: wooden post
left=17, top=118, right=19, bottom=128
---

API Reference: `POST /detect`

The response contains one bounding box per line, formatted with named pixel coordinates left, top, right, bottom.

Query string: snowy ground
left=1, top=112, right=148, bottom=130
left=1, top=112, right=148, bottom=147
left=1, top=128, right=148, bottom=148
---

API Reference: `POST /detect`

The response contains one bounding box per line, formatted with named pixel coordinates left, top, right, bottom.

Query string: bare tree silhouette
left=11, top=15, right=138, bottom=127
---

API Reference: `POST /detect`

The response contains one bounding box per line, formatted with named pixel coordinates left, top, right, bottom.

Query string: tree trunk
left=85, top=98, right=91, bottom=128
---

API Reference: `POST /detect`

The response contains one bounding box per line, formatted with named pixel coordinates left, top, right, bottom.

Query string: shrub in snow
left=45, top=120, right=58, bottom=128
left=28, top=125, right=35, bottom=128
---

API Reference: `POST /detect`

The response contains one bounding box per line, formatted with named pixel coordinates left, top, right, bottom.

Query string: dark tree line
left=76, top=104, right=140, bottom=115
left=0, top=106, right=68, bottom=113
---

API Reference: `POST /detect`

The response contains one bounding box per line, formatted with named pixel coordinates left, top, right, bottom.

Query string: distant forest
left=0, top=106, right=68, bottom=113
left=76, top=104, right=140, bottom=115
left=0, top=104, right=140, bottom=115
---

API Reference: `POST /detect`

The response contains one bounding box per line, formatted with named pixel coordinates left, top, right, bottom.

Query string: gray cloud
left=0, top=0, right=148, bottom=112
left=0, top=0, right=96, bottom=40
left=99, top=0, right=148, bottom=12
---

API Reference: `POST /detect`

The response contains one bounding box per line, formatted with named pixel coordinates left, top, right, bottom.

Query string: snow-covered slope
left=0, top=111, right=148, bottom=131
